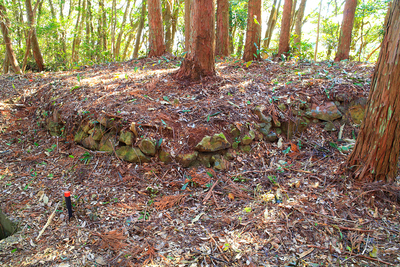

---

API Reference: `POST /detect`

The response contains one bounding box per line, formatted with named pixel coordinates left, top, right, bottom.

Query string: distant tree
left=242, top=0, right=261, bottom=61
left=276, top=0, right=292, bottom=59
left=263, top=0, right=281, bottom=49
left=133, top=0, right=147, bottom=58
left=215, top=0, right=230, bottom=57
left=175, top=0, right=215, bottom=79
left=347, top=0, right=400, bottom=182
left=148, top=0, right=166, bottom=57
left=25, top=0, right=45, bottom=71
left=0, top=4, right=21, bottom=74
left=293, top=0, right=307, bottom=53
left=334, top=0, right=357, bottom=61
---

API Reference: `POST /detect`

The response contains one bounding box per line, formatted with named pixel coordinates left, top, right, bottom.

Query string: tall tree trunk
left=334, top=0, right=357, bottom=62
left=25, top=0, right=44, bottom=71
left=184, top=0, right=192, bottom=51
left=111, top=0, right=117, bottom=59
left=347, top=0, right=400, bottom=182
left=293, top=0, right=307, bottom=52
left=276, top=0, right=292, bottom=59
left=116, top=0, right=133, bottom=59
left=290, top=0, right=297, bottom=31
left=243, top=0, right=261, bottom=61
left=3, top=51, right=9, bottom=73
left=71, top=0, right=82, bottom=62
left=163, top=0, right=173, bottom=52
left=59, top=0, right=67, bottom=63
left=314, top=0, right=322, bottom=61
left=263, top=0, right=281, bottom=49
left=236, top=30, right=244, bottom=56
left=148, top=0, right=166, bottom=57
left=170, top=0, right=181, bottom=52
left=0, top=4, right=21, bottom=74
left=99, top=0, right=107, bottom=53
left=133, top=0, right=146, bottom=59
left=175, top=0, right=215, bottom=80
left=215, top=0, right=229, bottom=57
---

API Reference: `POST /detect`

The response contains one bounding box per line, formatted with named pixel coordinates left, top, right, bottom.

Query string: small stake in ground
left=64, top=191, right=73, bottom=220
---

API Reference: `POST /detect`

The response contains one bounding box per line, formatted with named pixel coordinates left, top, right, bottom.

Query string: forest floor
left=0, top=57, right=399, bottom=267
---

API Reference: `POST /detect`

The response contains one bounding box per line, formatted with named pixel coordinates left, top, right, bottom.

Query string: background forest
left=0, top=0, right=390, bottom=72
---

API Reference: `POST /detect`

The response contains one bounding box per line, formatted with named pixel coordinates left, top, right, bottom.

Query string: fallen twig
left=36, top=202, right=60, bottom=241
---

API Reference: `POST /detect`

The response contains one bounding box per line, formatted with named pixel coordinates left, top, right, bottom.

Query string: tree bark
left=314, top=0, right=322, bottom=61
left=133, top=0, right=147, bottom=59
left=0, top=4, right=21, bottom=74
left=99, top=0, right=107, bottom=53
left=242, top=0, right=261, bottom=61
left=347, top=0, right=400, bottom=183
left=276, top=0, right=292, bottom=59
left=334, top=0, right=357, bottom=62
left=215, top=0, right=229, bottom=57
left=184, top=0, right=192, bottom=51
left=293, top=0, right=307, bottom=52
left=163, top=0, right=173, bottom=52
left=170, top=0, right=181, bottom=52
left=148, top=0, right=166, bottom=57
left=25, top=0, right=44, bottom=71
left=116, top=0, right=133, bottom=59
left=111, top=0, right=117, bottom=59
left=263, top=0, right=281, bottom=49
left=175, top=0, right=215, bottom=80
left=290, top=0, right=297, bottom=31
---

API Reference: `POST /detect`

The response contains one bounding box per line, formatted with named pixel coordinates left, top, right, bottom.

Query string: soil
left=0, top=57, right=399, bottom=266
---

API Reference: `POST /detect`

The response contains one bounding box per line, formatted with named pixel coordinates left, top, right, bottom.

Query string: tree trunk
left=184, top=0, right=192, bottom=51
left=3, top=51, right=9, bottom=74
left=334, top=0, right=357, bottom=62
left=25, top=0, right=44, bottom=71
left=133, top=0, right=146, bottom=59
left=215, top=0, right=229, bottom=57
left=289, top=0, right=297, bottom=31
left=347, top=0, right=400, bottom=182
left=263, top=0, right=281, bottom=49
left=236, top=30, right=244, bottom=57
left=175, top=0, right=215, bottom=80
left=170, top=0, right=181, bottom=52
left=116, top=0, right=133, bottom=59
left=293, top=0, right=307, bottom=52
left=314, top=0, right=322, bottom=61
left=99, top=0, right=107, bottom=53
left=347, top=1, right=400, bottom=179
left=111, top=0, right=117, bottom=59
left=243, top=0, right=261, bottom=61
left=276, top=0, right=292, bottom=59
left=163, top=0, right=173, bottom=52
left=0, top=4, right=21, bottom=74
left=71, top=0, right=82, bottom=62
left=59, top=0, right=67, bottom=63
left=148, top=0, right=166, bottom=57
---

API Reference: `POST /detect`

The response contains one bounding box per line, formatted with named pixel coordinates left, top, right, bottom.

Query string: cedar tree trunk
left=276, top=0, right=292, bottom=59
left=293, top=0, right=306, bottom=52
left=215, top=0, right=229, bottom=57
left=334, top=0, right=357, bottom=62
left=347, top=0, right=400, bottom=182
left=242, top=0, right=261, bottom=61
left=0, top=4, right=21, bottom=74
left=175, top=0, right=215, bottom=80
left=184, top=0, right=192, bottom=51
left=148, top=0, right=166, bottom=57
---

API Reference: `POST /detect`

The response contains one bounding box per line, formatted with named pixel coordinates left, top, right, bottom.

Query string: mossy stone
left=241, top=135, right=253, bottom=145
left=82, top=136, right=99, bottom=150
left=176, top=151, right=198, bottom=167
left=211, top=155, right=227, bottom=170
left=159, top=149, right=172, bottom=164
left=88, top=125, right=105, bottom=141
left=195, top=133, right=231, bottom=152
left=99, top=133, right=115, bottom=153
left=138, top=138, right=156, bottom=156
left=240, top=145, right=251, bottom=153
left=232, top=141, right=240, bottom=149
left=116, top=146, right=150, bottom=163
left=197, top=153, right=213, bottom=168
left=230, top=125, right=241, bottom=138
left=119, top=130, right=134, bottom=146
left=74, top=130, right=88, bottom=143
